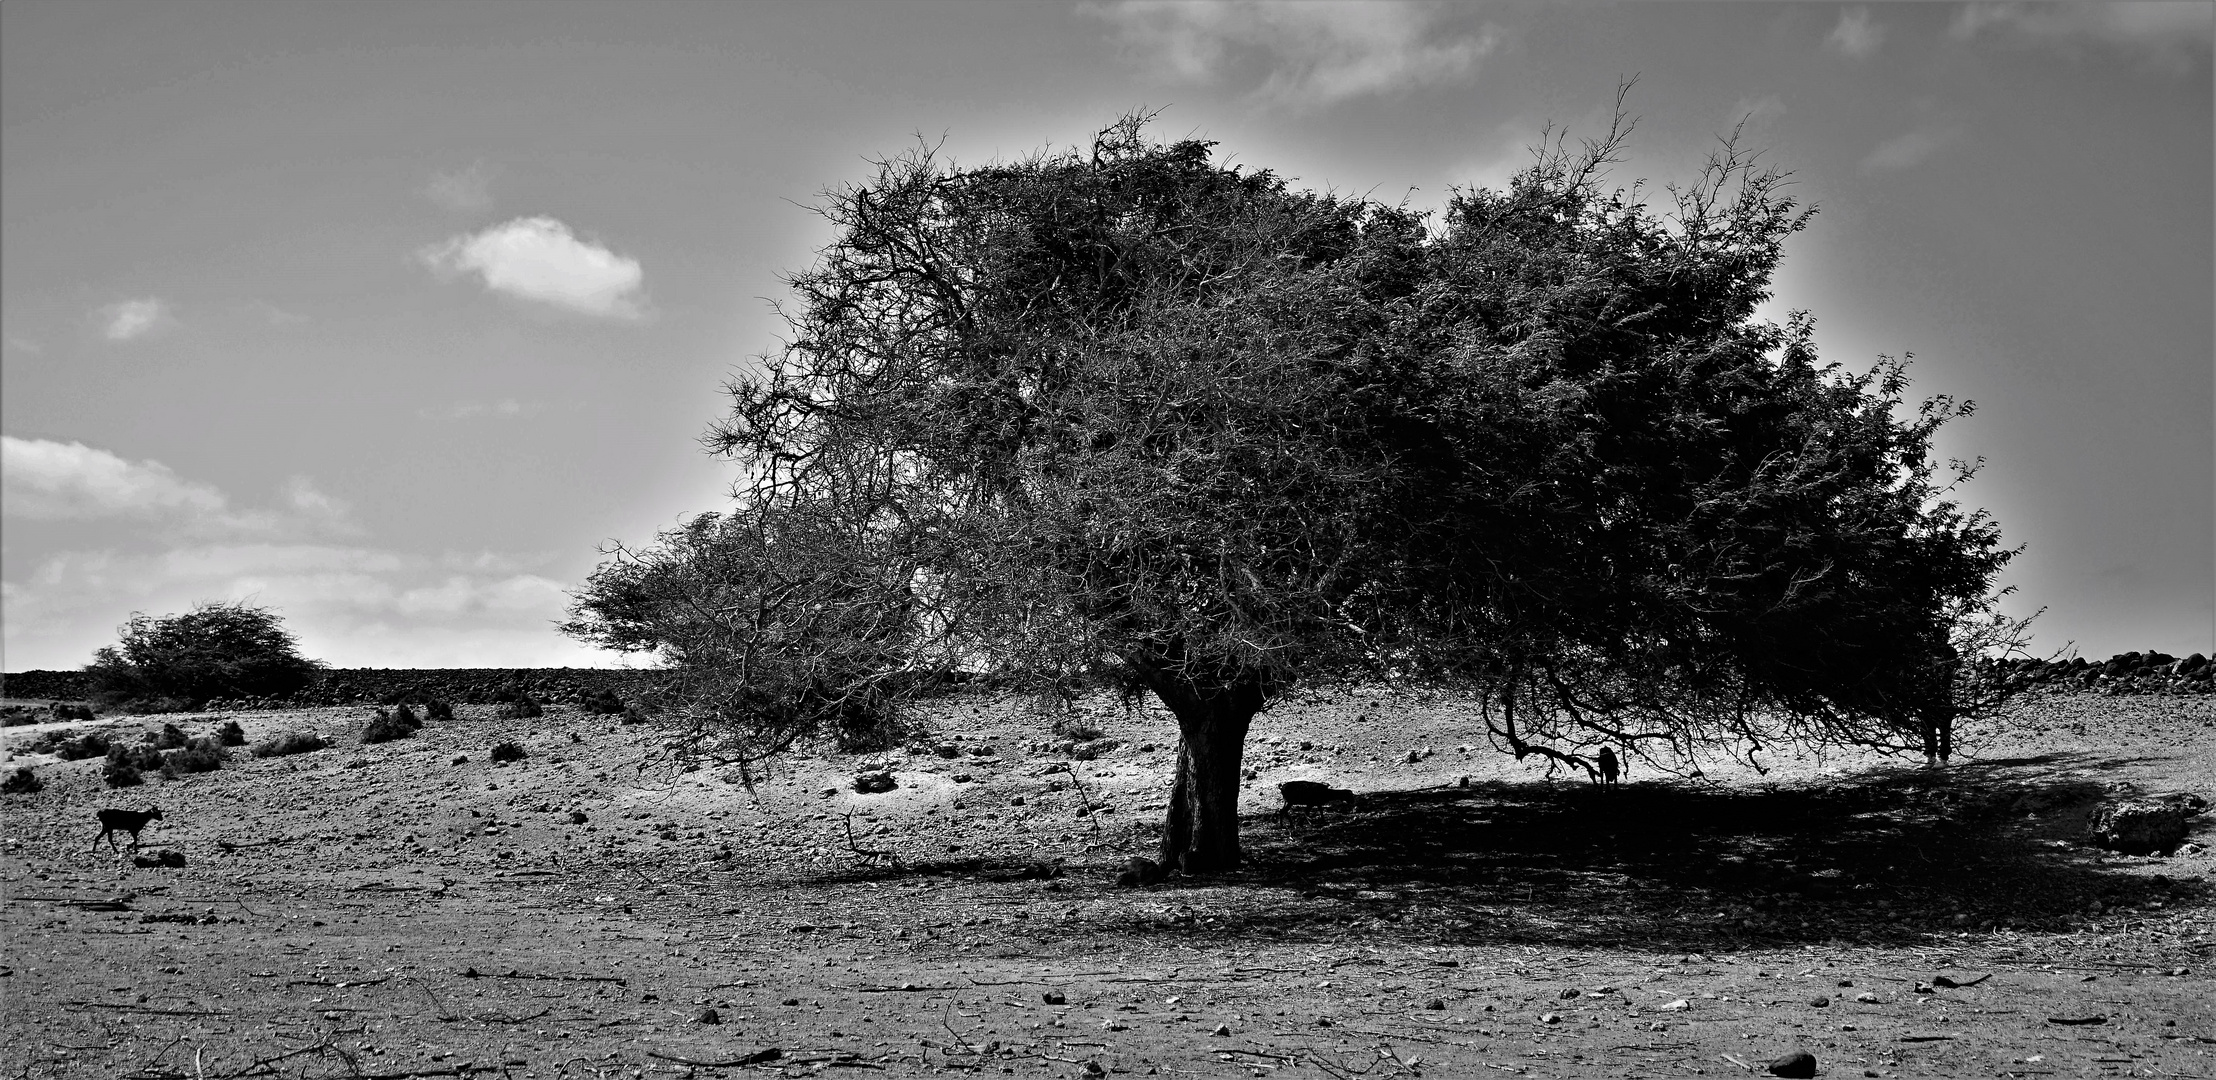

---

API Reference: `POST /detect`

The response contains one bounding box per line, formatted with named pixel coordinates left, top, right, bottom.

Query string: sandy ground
left=1, top=687, right=2211, bottom=1079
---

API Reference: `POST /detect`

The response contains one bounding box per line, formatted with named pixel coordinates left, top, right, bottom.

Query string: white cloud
left=0, top=436, right=353, bottom=538
left=1952, top=2, right=2212, bottom=70
left=1824, top=8, right=1886, bottom=58
left=100, top=298, right=173, bottom=341
left=420, top=216, right=647, bottom=319
left=2, top=437, right=227, bottom=520
left=1860, top=126, right=1958, bottom=173
left=417, top=398, right=541, bottom=421
left=424, top=161, right=496, bottom=212
left=1086, top=0, right=1499, bottom=107
left=4, top=334, right=41, bottom=354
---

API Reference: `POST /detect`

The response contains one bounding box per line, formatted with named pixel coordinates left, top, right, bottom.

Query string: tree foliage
left=568, top=108, right=2025, bottom=872
left=87, top=601, right=323, bottom=711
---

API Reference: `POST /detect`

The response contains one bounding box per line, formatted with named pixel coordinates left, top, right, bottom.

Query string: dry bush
left=48, top=730, right=112, bottom=760
left=1, top=767, right=42, bottom=794
left=154, top=723, right=189, bottom=750
left=488, top=740, right=527, bottom=764
left=362, top=708, right=416, bottom=744
left=424, top=699, right=455, bottom=723
left=161, top=738, right=226, bottom=777
left=217, top=720, right=246, bottom=746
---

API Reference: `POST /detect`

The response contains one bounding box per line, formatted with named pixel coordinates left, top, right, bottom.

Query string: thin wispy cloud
left=421, top=216, right=647, bottom=319
left=249, top=300, right=309, bottom=326
left=1085, top=0, right=1499, bottom=107
left=1730, top=94, right=1787, bottom=130
left=1825, top=8, right=1886, bottom=58
left=1860, top=126, right=1958, bottom=173
left=417, top=398, right=541, bottom=421
left=3, top=335, right=41, bottom=354
left=424, top=161, right=496, bottom=212
left=99, top=298, right=173, bottom=341
left=0, top=435, right=354, bottom=538
left=1952, top=1, right=2212, bottom=71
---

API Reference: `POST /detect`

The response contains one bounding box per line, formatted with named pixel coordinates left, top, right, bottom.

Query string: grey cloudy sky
left=3, top=1, right=2209, bottom=670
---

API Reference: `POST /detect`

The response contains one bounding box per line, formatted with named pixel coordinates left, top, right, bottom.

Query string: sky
left=2, top=1, right=2210, bottom=671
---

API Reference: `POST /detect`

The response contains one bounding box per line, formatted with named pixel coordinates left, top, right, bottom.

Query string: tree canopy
left=87, top=600, right=324, bottom=711
left=566, top=111, right=2022, bottom=873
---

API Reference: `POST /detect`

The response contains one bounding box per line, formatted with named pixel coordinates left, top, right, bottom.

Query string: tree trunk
left=1141, top=660, right=1268, bottom=876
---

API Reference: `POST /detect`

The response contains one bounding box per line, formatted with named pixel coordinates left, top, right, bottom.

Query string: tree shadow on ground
left=1095, top=751, right=2211, bottom=952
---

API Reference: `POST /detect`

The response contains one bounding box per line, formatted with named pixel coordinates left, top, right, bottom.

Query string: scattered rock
left=1855, top=992, right=1881, bottom=1004
left=1211, top=1023, right=1231, bottom=1036
left=1424, top=998, right=1445, bottom=1010
left=1930, top=973, right=1990, bottom=988
left=1808, top=996, right=1829, bottom=1008
left=1558, top=988, right=1580, bottom=1000
left=1540, top=1012, right=1562, bottom=1024
left=1043, top=990, right=1066, bottom=1005
left=1766, top=1050, right=1818, bottom=1078
left=132, top=850, right=187, bottom=869
left=852, top=770, right=897, bottom=794
left=569, top=811, right=588, bottom=825
left=696, top=1008, right=720, bottom=1025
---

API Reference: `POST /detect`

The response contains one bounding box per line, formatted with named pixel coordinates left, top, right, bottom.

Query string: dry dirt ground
left=2, top=687, right=2212, bottom=1080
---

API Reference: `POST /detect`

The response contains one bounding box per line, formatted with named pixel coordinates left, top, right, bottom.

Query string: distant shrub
left=103, top=742, right=159, bottom=787
left=39, top=729, right=113, bottom=761
left=1, top=767, right=42, bottom=794
left=56, top=703, right=97, bottom=721
left=488, top=740, right=527, bottom=764
left=161, top=738, right=226, bottom=777
left=362, top=708, right=416, bottom=744
left=107, top=742, right=163, bottom=771
left=154, top=723, right=189, bottom=750
left=580, top=688, right=626, bottom=716
left=86, top=600, right=322, bottom=711
left=392, top=703, right=422, bottom=729
left=496, top=697, right=542, bottom=721
left=424, top=699, right=455, bottom=723
left=619, top=704, right=650, bottom=725
left=251, top=731, right=328, bottom=758
left=217, top=720, right=246, bottom=746
left=1, top=705, right=41, bottom=727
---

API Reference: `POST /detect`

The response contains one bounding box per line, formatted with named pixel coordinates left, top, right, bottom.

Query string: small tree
left=87, top=601, right=322, bottom=711
left=570, top=109, right=2024, bottom=874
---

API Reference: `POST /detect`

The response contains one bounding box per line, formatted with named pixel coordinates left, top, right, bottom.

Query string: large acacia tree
left=568, top=113, right=2020, bottom=874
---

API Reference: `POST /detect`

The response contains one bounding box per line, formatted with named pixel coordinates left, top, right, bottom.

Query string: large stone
left=2085, top=799, right=2190, bottom=855
left=1766, top=1050, right=1818, bottom=1078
